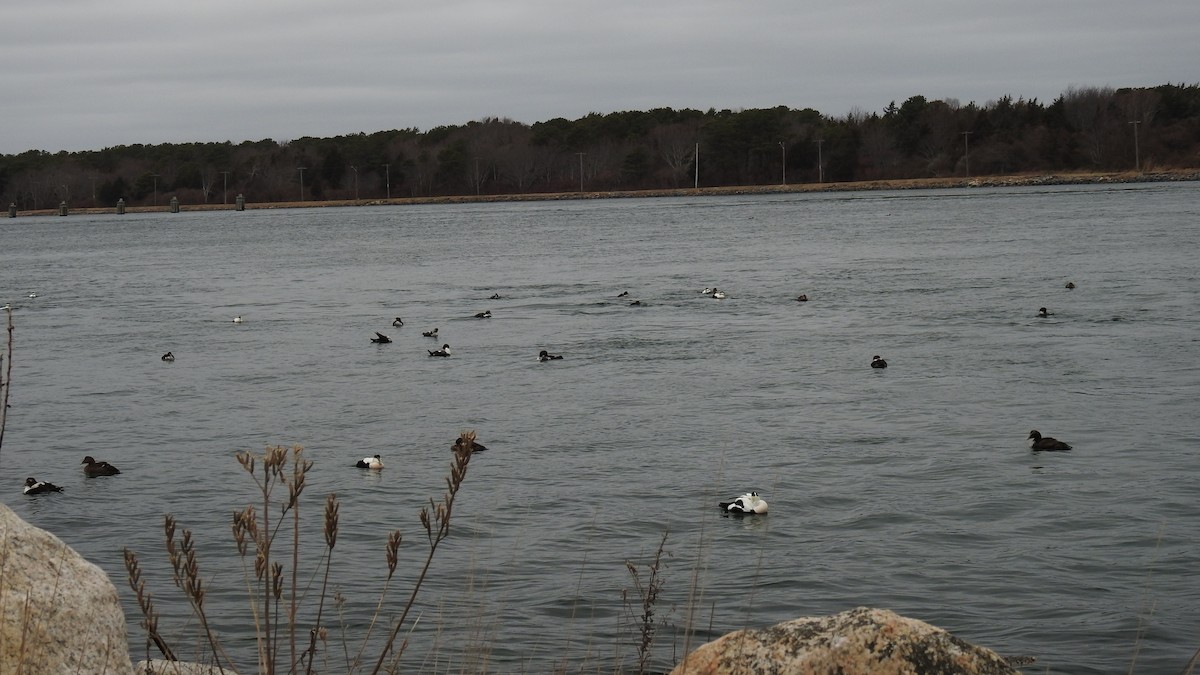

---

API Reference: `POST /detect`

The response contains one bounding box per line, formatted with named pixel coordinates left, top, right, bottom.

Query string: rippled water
left=3, top=183, right=1199, bottom=674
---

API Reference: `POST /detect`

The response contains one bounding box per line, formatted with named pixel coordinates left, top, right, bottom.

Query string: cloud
left=2, top=0, right=1197, bottom=153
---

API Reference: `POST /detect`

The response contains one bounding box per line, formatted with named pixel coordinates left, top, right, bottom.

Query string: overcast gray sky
left=3, top=0, right=1196, bottom=155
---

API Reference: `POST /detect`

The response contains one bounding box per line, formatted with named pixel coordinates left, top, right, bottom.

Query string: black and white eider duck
left=710, top=288, right=726, bottom=299
left=232, top=316, right=244, bottom=323
left=1028, top=430, right=1072, bottom=452
left=617, top=291, right=629, bottom=297
left=474, top=310, right=492, bottom=319
left=428, top=343, right=452, bottom=357
left=871, top=355, right=888, bottom=369
left=355, top=454, right=384, bottom=470
left=24, top=477, right=64, bottom=495
left=719, top=492, right=768, bottom=515
left=82, top=456, right=121, bottom=477
left=489, top=293, right=502, bottom=300
left=392, top=316, right=404, bottom=327
left=701, top=287, right=714, bottom=294
left=1037, top=307, right=1053, bottom=317
left=538, top=350, right=563, bottom=361
left=161, top=351, right=175, bottom=362
left=371, top=332, right=392, bottom=344
left=1065, top=282, right=1076, bottom=290
left=795, top=294, right=809, bottom=302
left=422, top=327, right=439, bottom=338
left=629, top=300, right=642, bottom=306
left=452, top=437, right=489, bottom=453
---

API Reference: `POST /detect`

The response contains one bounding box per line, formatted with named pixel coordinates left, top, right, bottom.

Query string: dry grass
left=1, top=305, right=12, bottom=460
left=121, top=431, right=480, bottom=674
left=622, top=531, right=672, bottom=675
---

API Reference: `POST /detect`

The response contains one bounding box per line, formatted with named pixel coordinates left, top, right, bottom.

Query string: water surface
left=3, top=182, right=1199, bottom=674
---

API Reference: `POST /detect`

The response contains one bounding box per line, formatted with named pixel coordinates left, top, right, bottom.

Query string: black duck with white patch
left=82, top=455, right=121, bottom=476
left=24, top=477, right=64, bottom=495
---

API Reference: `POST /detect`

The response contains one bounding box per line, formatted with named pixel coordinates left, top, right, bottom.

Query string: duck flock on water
left=15, top=280, right=1081, bottom=515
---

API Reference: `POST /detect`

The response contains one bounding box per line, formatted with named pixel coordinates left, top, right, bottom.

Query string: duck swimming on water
left=1028, top=430, right=1072, bottom=452
left=429, top=343, right=452, bottom=357
left=538, top=350, right=563, bottom=361
left=452, top=437, right=488, bottom=453
left=371, top=332, right=391, bottom=344
left=871, top=355, right=888, bottom=369
left=82, top=456, right=121, bottom=477
left=422, top=327, right=439, bottom=338
left=719, top=492, right=768, bottom=515
left=392, top=316, right=404, bottom=327
left=356, top=454, right=384, bottom=470
left=24, top=477, right=63, bottom=495
left=161, top=351, right=175, bottom=362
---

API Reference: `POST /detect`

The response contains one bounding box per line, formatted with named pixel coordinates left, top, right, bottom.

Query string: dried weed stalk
left=1, top=305, right=13, bottom=457
left=622, top=530, right=672, bottom=675
left=122, top=434, right=476, bottom=675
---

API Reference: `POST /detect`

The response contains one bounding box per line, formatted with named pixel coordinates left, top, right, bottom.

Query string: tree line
left=2, top=83, right=1197, bottom=209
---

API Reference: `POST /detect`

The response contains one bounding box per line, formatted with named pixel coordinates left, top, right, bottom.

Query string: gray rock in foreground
left=670, top=606, right=1025, bottom=675
left=1, top=502, right=134, bottom=675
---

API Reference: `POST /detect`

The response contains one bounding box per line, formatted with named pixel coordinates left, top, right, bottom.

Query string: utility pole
left=382, top=164, right=391, bottom=199
left=814, top=139, right=824, bottom=183
left=694, top=143, right=699, bottom=189
left=779, top=141, right=787, bottom=185
left=297, top=167, right=306, bottom=202
left=1130, top=120, right=1141, bottom=171
left=961, top=132, right=973, bottom=177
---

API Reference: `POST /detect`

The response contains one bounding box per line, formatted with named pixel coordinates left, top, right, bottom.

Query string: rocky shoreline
left=9, top=169, right=1198, bottom=217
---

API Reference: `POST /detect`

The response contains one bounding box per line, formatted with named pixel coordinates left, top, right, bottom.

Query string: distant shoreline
left=9, top=169, right=1198, bottom=217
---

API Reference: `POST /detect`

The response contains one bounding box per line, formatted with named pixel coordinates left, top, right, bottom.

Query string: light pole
left=297, top=167, right=306, bottom=201
left=814, top=139, right=824, bottom=183
left=220, top=171, right=230, bottom=205
left=779, top=141, right=787, bottom=186
left=382, top=164, right=390, bottom=199
left=1130, top=120, right=1141, bottom=171
left=350, top=165, right=359, bottom=200
left=961, top=132, right=973, bottom=177
left=576, top=152, right=585, bottom=193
